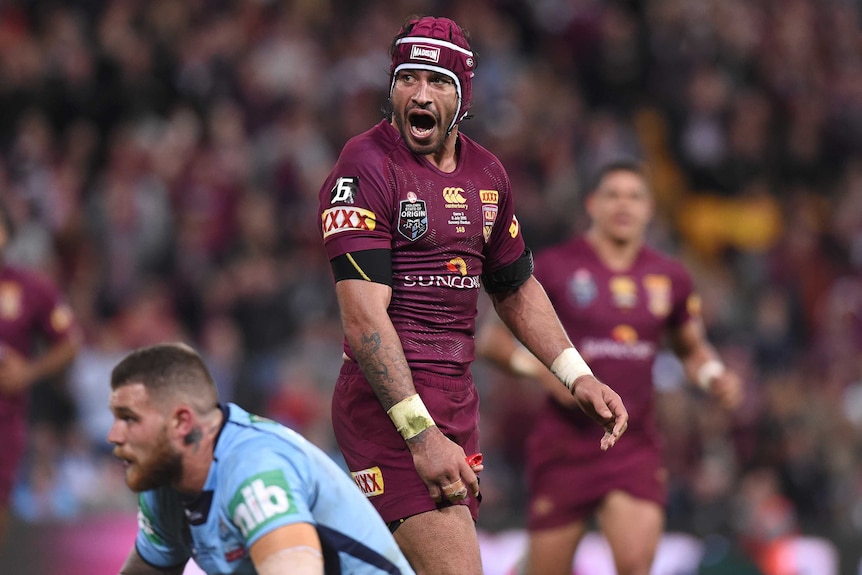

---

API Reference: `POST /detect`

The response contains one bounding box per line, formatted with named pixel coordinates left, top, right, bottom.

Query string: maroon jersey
left=319, top=120, right=525, bottom=376
left=535, top=236, right=694, bottom=435
left=0, top=265, right=77, bottom=504
left=525, top=236, right=696, bottom=529
left=0, top=265, right=77, bottom=413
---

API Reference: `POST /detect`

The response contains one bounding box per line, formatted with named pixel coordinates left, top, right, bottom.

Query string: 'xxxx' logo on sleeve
left=351, top=466, right=384, bottom=497
left=321, top=207, right=377, bottom=238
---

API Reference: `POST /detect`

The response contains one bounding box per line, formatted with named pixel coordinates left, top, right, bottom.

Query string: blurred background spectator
left=0, top=0, right=860, bottom=573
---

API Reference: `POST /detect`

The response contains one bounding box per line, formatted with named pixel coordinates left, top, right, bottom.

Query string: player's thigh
left=596, top=490, right=664, bottom=575
left=523, top=520, right=588, bottom=575
left=394, top=505, right=482, bottom=575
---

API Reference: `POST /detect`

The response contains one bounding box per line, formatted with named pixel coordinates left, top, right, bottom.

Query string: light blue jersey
left=134, top=404, right=414, bottom=574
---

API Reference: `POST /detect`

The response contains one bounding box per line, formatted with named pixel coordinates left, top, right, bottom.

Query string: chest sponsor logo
left=410, top=44, right=440, bottom=63
left=612, top=324, right=638, bottom=343
left=229, top=470, right=297, bottom=539
left=580, top=335, right=655, bottom=361
left=351, top=466, right=384, bottom=497
left=568, top=268, right=597, bottom=307
left=402, top=274, right=481, bottom=289
left=330, top=176, right=358, bottom=204
left=398, top=193, right=428, bottom=241
left=643, top=274, right=671, bottom=317
left=446, top=257, right=467, bottom=276
left=321, top=206, right=377, bottom=238
left=443, top=187, right=467, bottom=208
left=609, top=276, right=637, bottom=308
left=0, top=282, right=22, bottom=320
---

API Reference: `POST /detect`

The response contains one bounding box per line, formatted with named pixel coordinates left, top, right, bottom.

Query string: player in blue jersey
left=108, top=343, right=415, bottom=575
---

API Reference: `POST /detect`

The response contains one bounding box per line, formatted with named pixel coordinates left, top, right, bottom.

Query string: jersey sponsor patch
left=398, top=193, right=428, bottom=241
left=330, top=176, right=359, bottom=204
left=229, top=470, right=297, bottom=540
left=443, top=187, right=467, bottom=208
left=643, top=274, right=671, bottom=317
left=351, top=466, right=384, bottom=497
left=509, top=215, right=520, bottom=238
left=609, top=276, right=637, bottom=308
left=479, top=189, right=499, bottom=204
left=137, top=496, right=164, bottom=546
left=446, top=257, right=467, bottom=276
left=321, top=206, right=377, bottom=238
left=482, top=204, right=498, bottom=242
left=410, top=44, right=441, bottom=63
left=568, top=268, right=597, bottom=307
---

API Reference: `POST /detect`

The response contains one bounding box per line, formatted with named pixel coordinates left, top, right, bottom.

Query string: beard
left=123, top=430, right=183, bottom=492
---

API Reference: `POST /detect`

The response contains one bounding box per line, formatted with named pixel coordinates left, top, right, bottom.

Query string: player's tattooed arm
left=335, top=279, right=419, bottom=410
left=354, top=330, right=416, bottom=410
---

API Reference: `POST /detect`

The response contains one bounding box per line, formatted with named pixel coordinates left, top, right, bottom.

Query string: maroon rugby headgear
left=389, top=16, right=475, bottom=133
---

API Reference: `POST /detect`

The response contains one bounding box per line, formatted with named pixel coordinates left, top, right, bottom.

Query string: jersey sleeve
left=134, top=491, right=191, bottom=569
left=481, top=165, right=526, bottom=272
left=319, top=137, right=396, bottom=260
left=29, top=274, right=77, bottom=344
left=222, top=441, right=316, bottom=548
left=667, top=261, right=696, bottom=329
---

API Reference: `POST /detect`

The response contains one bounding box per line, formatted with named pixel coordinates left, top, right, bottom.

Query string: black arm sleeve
left=482, top=248, right=534, bottom=294
left=330, top=249, right=393, bottom=286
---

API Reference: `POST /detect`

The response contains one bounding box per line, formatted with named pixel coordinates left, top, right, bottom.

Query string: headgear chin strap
left=389, top=17, right=475, bottom=134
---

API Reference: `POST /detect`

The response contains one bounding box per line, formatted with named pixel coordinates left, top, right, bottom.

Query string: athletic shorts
left=0, top=399, right=27, bottom=505
left=526, top=400, right=666, bottom=531
left=332, top=361, right=481, bottom=523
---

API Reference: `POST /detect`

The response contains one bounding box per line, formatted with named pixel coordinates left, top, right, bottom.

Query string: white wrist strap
left=696, top=359, right=726, bottom=391
left=550, top=347, right=593, bottom=391
left=387, top=394, right=436, bottom=440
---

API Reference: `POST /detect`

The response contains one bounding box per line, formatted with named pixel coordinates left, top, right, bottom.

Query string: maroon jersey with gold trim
left=525, top=236, right=697, bottom=529
left=319, top=120, right=525, bottom=376
left=534, top=236, right=695, bottom=436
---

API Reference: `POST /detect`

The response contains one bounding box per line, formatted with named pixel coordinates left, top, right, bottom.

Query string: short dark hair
left=111, top=343, right=217, bottom=410
left=587, top=159, right=648, bottom=194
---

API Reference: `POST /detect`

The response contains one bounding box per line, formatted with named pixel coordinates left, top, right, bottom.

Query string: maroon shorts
left=332, top=362, right=481, bottom=523
left=0, top=399, right=27, bottom=505
left=526, top=402, right=666, bottom=531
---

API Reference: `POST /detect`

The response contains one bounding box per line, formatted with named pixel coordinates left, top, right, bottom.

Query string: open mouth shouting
left=407, top=109, right=439, bottom=142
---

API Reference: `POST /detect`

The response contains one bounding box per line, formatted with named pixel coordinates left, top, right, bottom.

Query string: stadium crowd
left=0, top=0, right=861, bottom=572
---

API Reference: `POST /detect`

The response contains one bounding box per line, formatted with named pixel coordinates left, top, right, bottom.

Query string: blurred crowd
left=1, top=0, right=862, bottom=570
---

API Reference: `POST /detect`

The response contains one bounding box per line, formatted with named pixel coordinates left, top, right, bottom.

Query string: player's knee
left=614, top=550, right=655, bottom=575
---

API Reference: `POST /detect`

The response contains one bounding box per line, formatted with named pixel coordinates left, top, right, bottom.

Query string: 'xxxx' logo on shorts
left=351, top=466, right=384, bottom=497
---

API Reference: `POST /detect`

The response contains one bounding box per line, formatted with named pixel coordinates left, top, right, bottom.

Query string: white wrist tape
left=550, top=347, right=594, bottom=391
left=696, top=359, right=726, bottom=391
left=387, top=394, right=436, bottom=440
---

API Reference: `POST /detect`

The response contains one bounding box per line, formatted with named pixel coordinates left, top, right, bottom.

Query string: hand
left=0, top=346, right=34, bottom=396
left=710, top=369, right=743, bottom=410
left=406, top=427, right=480, bottom=503
left=571, top=374, right=629, bottom=451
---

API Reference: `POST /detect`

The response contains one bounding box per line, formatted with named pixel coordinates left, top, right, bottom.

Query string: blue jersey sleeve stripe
left=318, top=525, right=406, bottom=574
